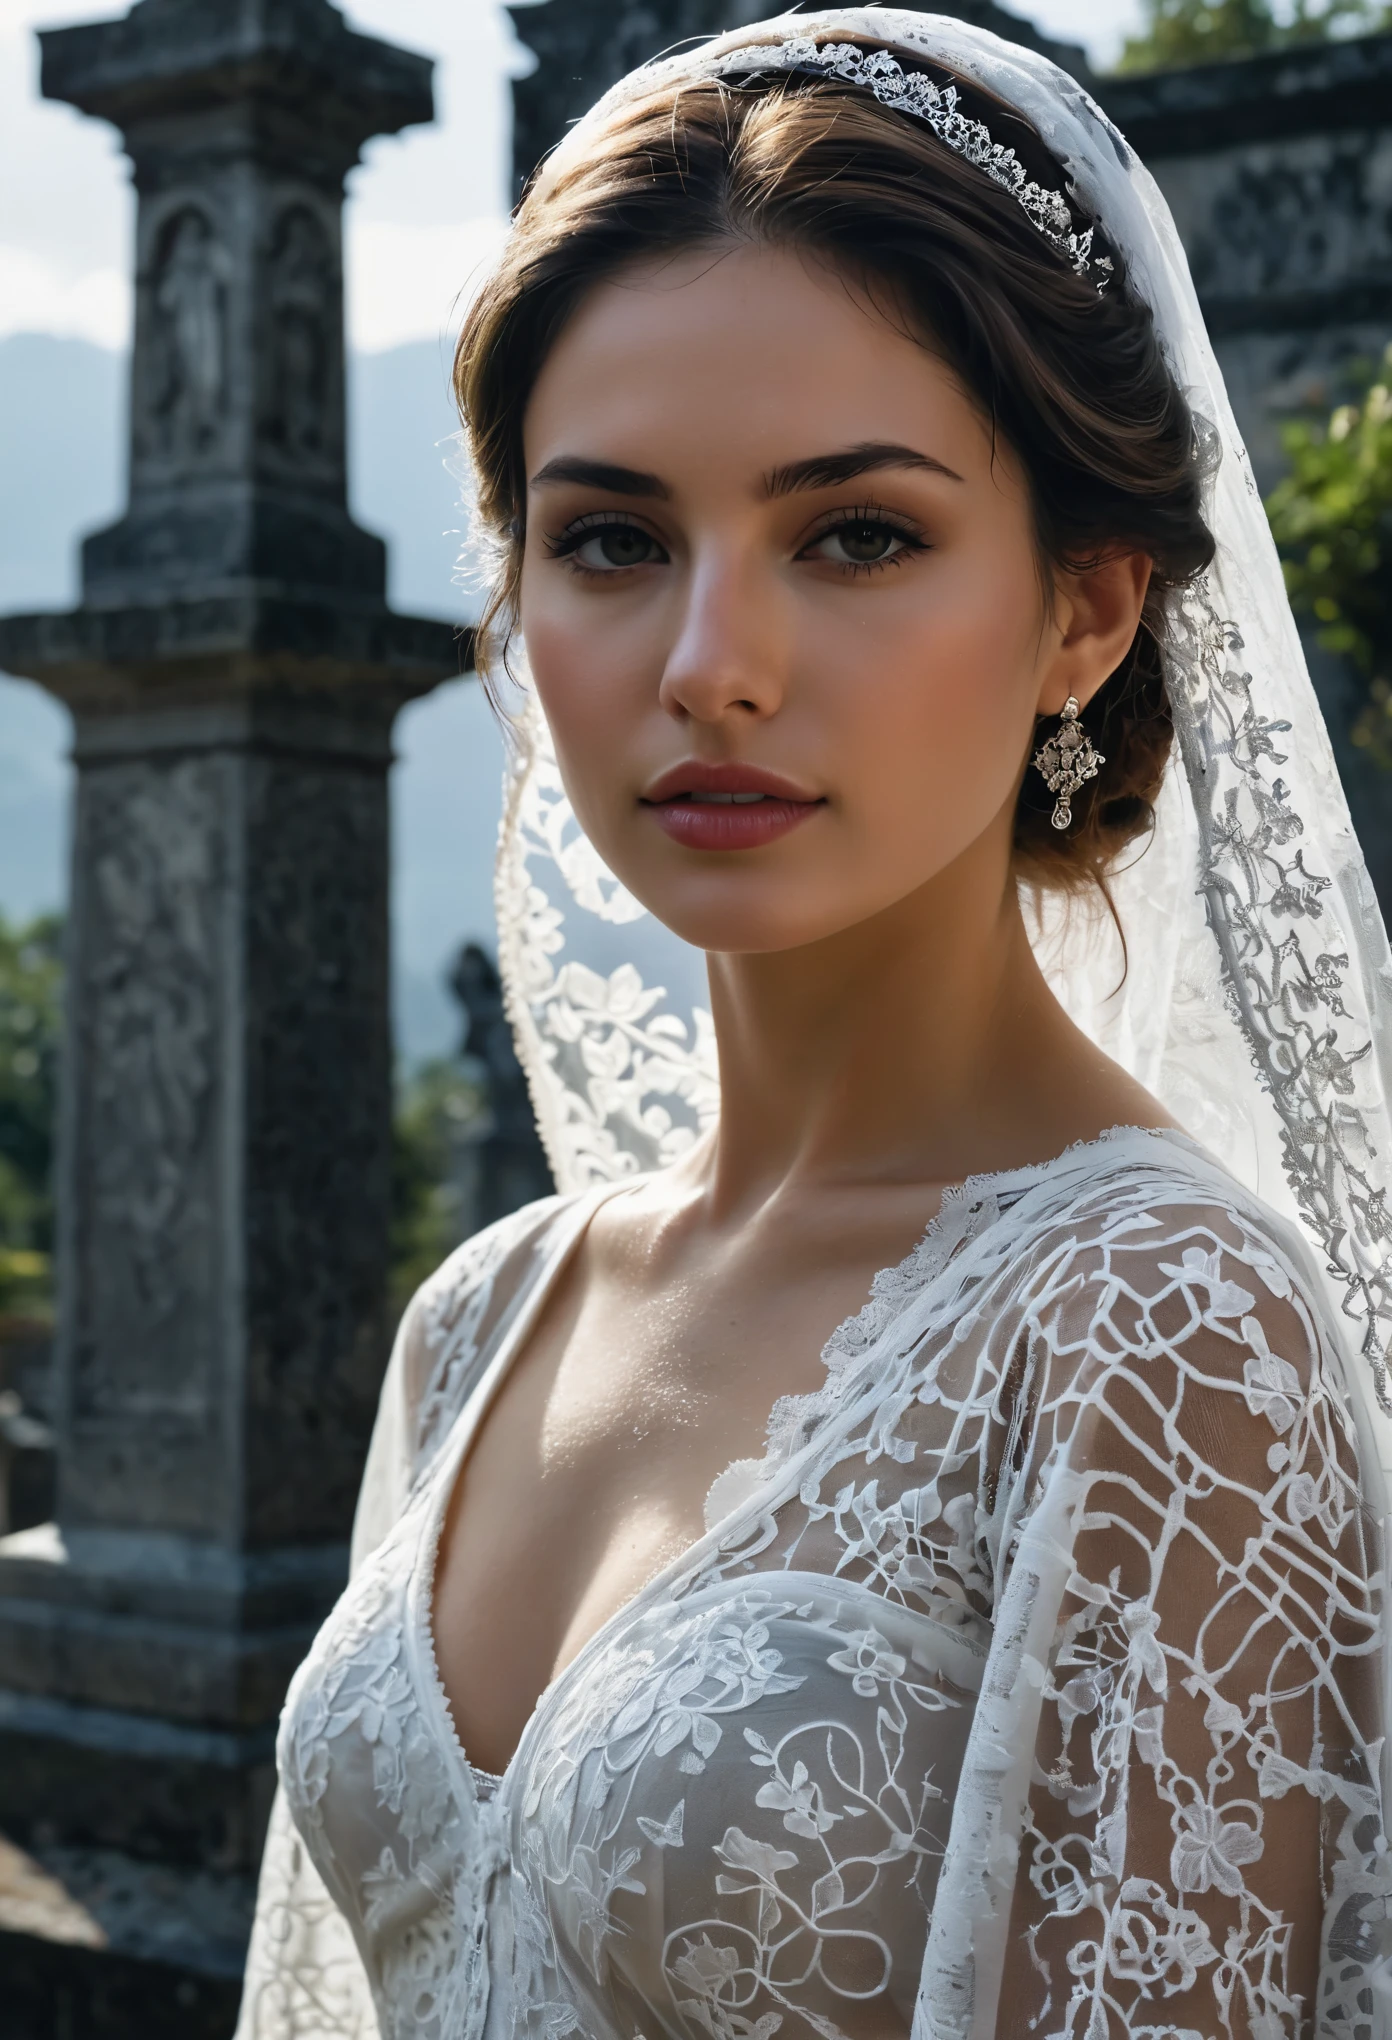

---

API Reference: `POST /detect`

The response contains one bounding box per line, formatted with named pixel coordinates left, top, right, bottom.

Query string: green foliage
left=0, top=913, right=62, bottom=1315
left=390, top=1057, right=488, bottom=1319
left=1115, top=0, right=1387, bottom=71
left=1266, top=346, right=1392, bottom=767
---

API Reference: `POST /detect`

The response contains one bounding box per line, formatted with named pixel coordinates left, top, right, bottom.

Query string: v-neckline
left=409, top=1123, right=1193, bottom=1803
left=409, top=1179, right=631, bottom=1800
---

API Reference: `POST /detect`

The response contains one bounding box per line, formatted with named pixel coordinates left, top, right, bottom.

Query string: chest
left=276, top=1183, right=1052, bottom=2035
left=430, top=1210, right=943, bottom=1772
left=279, top=1511, right=986, bottom=2040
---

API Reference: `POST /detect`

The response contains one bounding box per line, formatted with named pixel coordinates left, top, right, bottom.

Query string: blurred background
left=2, top=0, right=1391, bottom=2031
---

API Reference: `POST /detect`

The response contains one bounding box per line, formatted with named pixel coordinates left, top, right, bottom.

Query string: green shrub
left=1116, top=0, right=1388, bottom=72
left=389, top=1057, right=489, bottom=1320
left=1266, top=346, right=1392, bottom=768
left=0, top=914, right=61, bottom=1316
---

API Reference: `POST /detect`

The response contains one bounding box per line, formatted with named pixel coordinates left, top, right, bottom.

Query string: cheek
left=522, top=563, right=615, bottom=711
left=519, top=569, right=657, bottom=837
left=806, top=556, right=1045, bottom=848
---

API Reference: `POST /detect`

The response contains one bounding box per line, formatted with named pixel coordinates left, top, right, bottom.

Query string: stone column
left=0, top=1, right=462, bottom=2025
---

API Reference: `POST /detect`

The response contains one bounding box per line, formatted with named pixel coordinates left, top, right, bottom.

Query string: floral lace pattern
left=1167, top=583, right=1392, bottom=1409
left=235, top=1793, right=378, bottom=2040
left=494, top=699, right=719, bottom=1192
left=243, top=1132, right=1392, bottom=2040
left=507, top=1579, right=976, bottom=2040
left=275, top=1511, right=502, bottom=2040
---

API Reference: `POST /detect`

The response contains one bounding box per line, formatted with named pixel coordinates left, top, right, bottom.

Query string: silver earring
left=1033, top=696, right=1105, bottom=831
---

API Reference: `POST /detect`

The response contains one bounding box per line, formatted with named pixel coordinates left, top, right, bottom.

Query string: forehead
left=523, top=243, right=994, bottom=480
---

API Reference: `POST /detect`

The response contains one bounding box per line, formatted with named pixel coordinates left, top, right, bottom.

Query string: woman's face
left=519, top=242, right=1139, bottom=955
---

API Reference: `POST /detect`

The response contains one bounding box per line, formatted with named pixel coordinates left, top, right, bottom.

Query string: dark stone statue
left=148, top=208, right=229, bottom=460
left=449, top=943, right=554, bottom=1237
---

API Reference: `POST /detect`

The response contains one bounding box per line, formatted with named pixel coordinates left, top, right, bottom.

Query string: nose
left=657, top=546, right=787, bottom=726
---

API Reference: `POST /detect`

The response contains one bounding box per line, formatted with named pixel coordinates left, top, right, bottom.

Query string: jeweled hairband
left=703, top=36, right=1113, bottom=288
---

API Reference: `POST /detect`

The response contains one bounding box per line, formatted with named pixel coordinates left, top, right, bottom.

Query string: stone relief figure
left=86, top=759, right=215, bottom=1342
left=265, top=204, right=335, bottom=460
left=147, top=206, right=228, bottom=460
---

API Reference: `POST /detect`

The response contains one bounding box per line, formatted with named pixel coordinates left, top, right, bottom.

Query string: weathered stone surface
left=1, top=1926, right=244, bottom=2040
left=0, top=1689, right=273, bottom=1872
left=1102, top=35, right=1392, bottom=491
left=0, top=1832, right=253, bottom=1979
left=36, top=0, right=433, bottom=609
left=1102, top=30, right=1392, bottom=152
left=40, top=730, right=393, bottom=1547
left=0, top=603, right=463, bottom=706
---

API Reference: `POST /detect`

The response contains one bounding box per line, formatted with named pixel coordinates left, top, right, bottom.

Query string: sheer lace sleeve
left=915, top=1198, right=1391, bottom=2040
left=236, top=1284, right=438, bottom=2040
left=236, top=1194, right=577, bottom=2038
left=234, top=1789, right=382, bottom=2040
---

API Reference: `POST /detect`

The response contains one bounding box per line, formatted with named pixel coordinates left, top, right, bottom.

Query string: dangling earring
left=1033, top=696, right=1105, bottom=831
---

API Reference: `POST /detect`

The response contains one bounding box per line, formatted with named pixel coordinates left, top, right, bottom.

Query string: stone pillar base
left=0, top=1905, right=243, bottom=2040
left=0, top=1522, right=350, bottom=2029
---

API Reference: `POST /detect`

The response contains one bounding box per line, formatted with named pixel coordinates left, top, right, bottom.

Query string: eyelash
left=542, top=503, right=931, bottom=578
left=798, top=503, right=929, bottom=575
left=543, top=513, right=663, bottom=576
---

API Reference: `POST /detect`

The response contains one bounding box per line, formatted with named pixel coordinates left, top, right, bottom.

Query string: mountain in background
left=0, top=331, right=504, bottom=1062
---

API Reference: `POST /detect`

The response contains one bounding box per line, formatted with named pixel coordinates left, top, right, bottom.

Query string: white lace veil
left=490, top=8, right=1392, bottom=1472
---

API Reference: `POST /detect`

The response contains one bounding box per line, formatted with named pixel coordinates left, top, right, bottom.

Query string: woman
left=237, top=13, right=1392, bottom=2039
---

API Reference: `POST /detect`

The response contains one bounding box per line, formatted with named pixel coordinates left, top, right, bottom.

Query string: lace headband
left=704, top=35, right=1113, bottom=287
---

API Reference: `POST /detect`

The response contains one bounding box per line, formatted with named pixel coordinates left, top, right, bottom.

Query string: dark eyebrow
left=529, top=456, right=670, bottom=499
left=764, top=441, right=965, bottom=496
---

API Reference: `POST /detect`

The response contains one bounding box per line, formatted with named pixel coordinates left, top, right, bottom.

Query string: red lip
left=640, top=760, right=825, bottom=852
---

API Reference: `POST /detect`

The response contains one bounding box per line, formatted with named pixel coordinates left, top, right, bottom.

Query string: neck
left=699, top=833, right=1120, bottom=1222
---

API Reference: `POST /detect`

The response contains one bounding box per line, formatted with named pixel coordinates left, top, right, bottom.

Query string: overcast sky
left=1, top=0, right=1146, bottom=356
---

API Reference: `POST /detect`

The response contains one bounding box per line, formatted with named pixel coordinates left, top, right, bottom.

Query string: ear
left=1037, top=551, right=1153, bottom=716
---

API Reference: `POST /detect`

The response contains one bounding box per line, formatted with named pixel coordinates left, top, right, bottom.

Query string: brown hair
left=454, top=41, right=1215, bottom=895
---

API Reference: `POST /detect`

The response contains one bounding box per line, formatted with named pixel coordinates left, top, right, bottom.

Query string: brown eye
left=841, top=522, right=896, bottom=562
left=574, top=525, right=663, bottom=570
left=804, top=518, right=918, bottom=568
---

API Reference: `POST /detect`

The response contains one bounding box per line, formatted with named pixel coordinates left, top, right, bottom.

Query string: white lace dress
left=236, top=1127, right=1392, bottom=2040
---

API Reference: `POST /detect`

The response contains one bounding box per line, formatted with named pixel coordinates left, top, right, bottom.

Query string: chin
left=616, top=874, right=875, bottom=957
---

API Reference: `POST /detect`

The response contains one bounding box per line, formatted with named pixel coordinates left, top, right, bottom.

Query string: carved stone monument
left=0, top=1, right=461, bottom=2030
